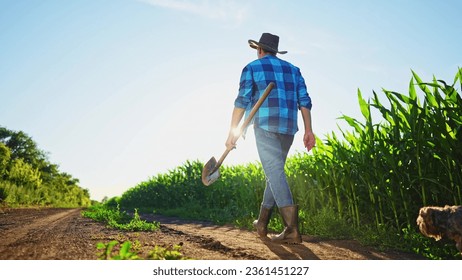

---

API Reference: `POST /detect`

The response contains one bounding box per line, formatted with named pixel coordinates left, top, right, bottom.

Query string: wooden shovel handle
left=241, top=81, right=275, bottom=130
left=214, top=82, right=275, bottom=170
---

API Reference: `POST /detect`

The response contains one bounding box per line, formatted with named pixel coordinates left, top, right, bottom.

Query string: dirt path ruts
left=0, top=208, right=97, bottom=259
left=0, top=208, right=423, bottom=260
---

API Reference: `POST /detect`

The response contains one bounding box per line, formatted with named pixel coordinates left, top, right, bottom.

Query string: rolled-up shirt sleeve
left=234, top=66, right=254, bottom=109
left=297, top=72, right=312, bottom=110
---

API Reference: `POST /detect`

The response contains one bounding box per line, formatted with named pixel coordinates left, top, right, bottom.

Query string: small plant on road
left=97, top=240, right=188, bottom=260
left=82, top=204, right=160, bottom=231
left=97, top=240, right=141, bottom=260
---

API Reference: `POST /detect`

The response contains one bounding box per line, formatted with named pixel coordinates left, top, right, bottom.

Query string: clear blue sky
left=1, top=0, right=460, bottom=201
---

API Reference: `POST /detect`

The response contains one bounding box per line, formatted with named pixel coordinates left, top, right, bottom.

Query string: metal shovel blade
left=202, top=157, right=220, bottom=186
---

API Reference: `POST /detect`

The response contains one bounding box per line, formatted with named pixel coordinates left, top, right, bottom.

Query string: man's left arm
left=296, top=71, right=315, bottom=151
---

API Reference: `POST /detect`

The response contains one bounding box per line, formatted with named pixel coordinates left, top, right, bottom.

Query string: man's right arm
left=225, top=107, right=245, bottom=150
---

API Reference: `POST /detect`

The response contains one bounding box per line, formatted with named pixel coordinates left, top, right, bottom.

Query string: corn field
left=119, top=69, right=462, bottom=257
left=297, top=69, right=462, bottom=230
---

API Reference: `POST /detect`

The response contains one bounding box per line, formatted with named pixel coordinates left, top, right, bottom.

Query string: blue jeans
left=254, top=127, right=295, bottom=209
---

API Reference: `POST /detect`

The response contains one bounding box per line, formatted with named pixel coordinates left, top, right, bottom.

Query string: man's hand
left=225, top=128, right=240, bottom=150
left=300, top=107, right=315, bottom=152
left=303, top=131, right=316, bottom=152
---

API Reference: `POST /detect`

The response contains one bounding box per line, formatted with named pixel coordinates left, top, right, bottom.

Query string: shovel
left=202, top=82, right=275, bottom=186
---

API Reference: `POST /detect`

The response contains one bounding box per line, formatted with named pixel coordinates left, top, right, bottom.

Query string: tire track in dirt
left=0, top=208, right=97, bottom=259
left=0, top=208, right=80, bottom=246
left=159, top=224, right=263, bottom=259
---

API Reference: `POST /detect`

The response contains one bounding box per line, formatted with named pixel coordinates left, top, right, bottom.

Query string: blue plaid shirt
left=234, top=55, right=312, bottom=136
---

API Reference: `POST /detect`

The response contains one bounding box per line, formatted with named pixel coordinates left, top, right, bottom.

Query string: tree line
left=0, top=126, right=91, bottom=207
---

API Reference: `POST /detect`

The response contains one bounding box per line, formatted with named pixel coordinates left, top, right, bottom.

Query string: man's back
left=235, top=55, right=312, bottom=135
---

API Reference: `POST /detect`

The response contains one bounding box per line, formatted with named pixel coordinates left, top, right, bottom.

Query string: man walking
left=225, top=33, right=315, bottom=244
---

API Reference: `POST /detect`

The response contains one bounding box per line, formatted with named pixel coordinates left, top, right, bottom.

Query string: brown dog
left=416, top=205, right=462, bottom=253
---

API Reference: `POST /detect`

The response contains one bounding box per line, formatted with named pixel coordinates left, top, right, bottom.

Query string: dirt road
left=0, top=208, right=422, bottom=260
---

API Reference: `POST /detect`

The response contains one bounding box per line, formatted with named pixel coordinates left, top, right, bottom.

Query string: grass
left=82, top=204, right=160, bottom=232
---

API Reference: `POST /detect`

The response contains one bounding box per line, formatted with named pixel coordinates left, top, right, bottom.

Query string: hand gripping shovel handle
left=207, top=82, right=275, bottom=177
left=216, top=82, right=274, bottom=167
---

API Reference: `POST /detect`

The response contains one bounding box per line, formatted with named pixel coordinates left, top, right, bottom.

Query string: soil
left=0, top=207, right=424, bottom=260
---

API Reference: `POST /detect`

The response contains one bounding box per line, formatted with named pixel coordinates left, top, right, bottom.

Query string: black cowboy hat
left=248, top=33, right=287, bottom=54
